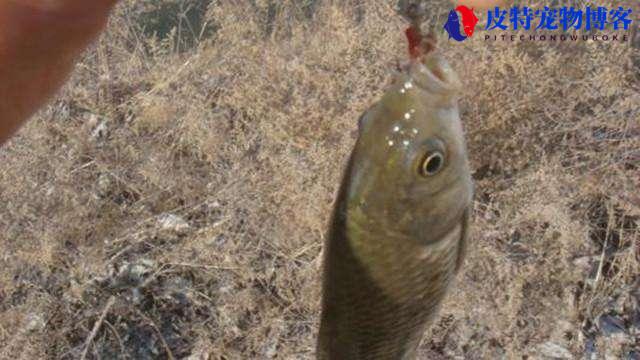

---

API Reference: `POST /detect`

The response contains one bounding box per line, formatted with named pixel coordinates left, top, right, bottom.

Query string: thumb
left=0, top=0, right=119, bottom=145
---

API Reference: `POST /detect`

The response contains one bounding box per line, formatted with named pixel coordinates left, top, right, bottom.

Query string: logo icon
left=444, top=6, right=479, bottom=42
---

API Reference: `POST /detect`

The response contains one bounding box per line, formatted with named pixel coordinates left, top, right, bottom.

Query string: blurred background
left=0, top=1, right=638, bottom=358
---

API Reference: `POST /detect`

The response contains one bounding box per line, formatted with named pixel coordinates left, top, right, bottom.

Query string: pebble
left=91, top=119, right=109, bottom=139
left=158, top=213, right=190, bottom=233
left=537, top=341, right=573, bottom=359
left=598, top=314, right=627, bottom=336
left=24, top=313, right=45, bottom=333
left=97, top=173, right=112, bottom=197
left=113, top=259, right=156, bottom=288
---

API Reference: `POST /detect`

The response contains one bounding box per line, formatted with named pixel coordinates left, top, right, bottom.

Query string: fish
left=443, top=9, right=467, bottom=42
left=455, top=6, right=479, bottom=37
left=317, top=50, right=474, bottom=359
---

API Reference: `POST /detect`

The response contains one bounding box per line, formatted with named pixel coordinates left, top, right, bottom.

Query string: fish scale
left=317, top=47, right=473, bottom=359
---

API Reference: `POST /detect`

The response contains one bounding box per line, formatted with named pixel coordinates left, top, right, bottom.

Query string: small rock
left=131, top=287, right=142, bottom=304
left=45, top=186, right=55, bottom=198
left=130, top=259, right=155, bottom=277
left=87, top=113, right=99, bottom=128
left=597, top=313, right=632, bottom=358
left=572, top=256, right=598, bottom=274
left=584, top=338, right=598, bottom=360
left=207, top=234, right=227, bottom=248
left=24, top=313, right=45, bottom=332
left=598, top=314, right=627, bottom=336
left=264, top=341, right=278, bottom=358
left=162, top=276, right=192, bottom=305
left=158, top=214, right=190, bottom=233
left=113, top=259, right=156, bottom=288
left=164, top=276, right=191, bottom=292
left=97, top=174, right=112, bottom=197
left=91, top=119, right=109, bottom=139
left=537, top=341, right=573, bottom=359
left=67, top=279, right=84, bottom=303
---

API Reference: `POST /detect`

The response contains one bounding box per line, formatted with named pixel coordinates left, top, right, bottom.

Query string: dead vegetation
left=0, top=1, right=638, bottom=359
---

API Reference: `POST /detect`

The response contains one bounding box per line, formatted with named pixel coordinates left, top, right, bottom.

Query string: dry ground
left=0, top=1, right=638, bottom=359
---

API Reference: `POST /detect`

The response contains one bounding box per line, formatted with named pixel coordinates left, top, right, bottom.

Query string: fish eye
left=420, top=151, right=445, bottom=176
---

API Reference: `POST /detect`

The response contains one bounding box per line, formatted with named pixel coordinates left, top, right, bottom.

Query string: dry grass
left=0, top=1, right=638, bottom=359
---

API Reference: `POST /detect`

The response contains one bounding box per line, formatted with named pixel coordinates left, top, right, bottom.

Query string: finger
left=9, top=0, right=118, bottom=14
left=0, top=0, right=119, bottom=145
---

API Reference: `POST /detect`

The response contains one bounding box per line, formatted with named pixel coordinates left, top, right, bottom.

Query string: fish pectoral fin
left=455, top=207, right=471, bottom=273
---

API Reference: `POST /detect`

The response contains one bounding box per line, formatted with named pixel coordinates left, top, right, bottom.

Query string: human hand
left=0, top=0, right=118, bottom=145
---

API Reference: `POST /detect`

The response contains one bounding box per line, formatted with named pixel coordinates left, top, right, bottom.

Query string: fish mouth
left=408, top=54, right=462, bottom=96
